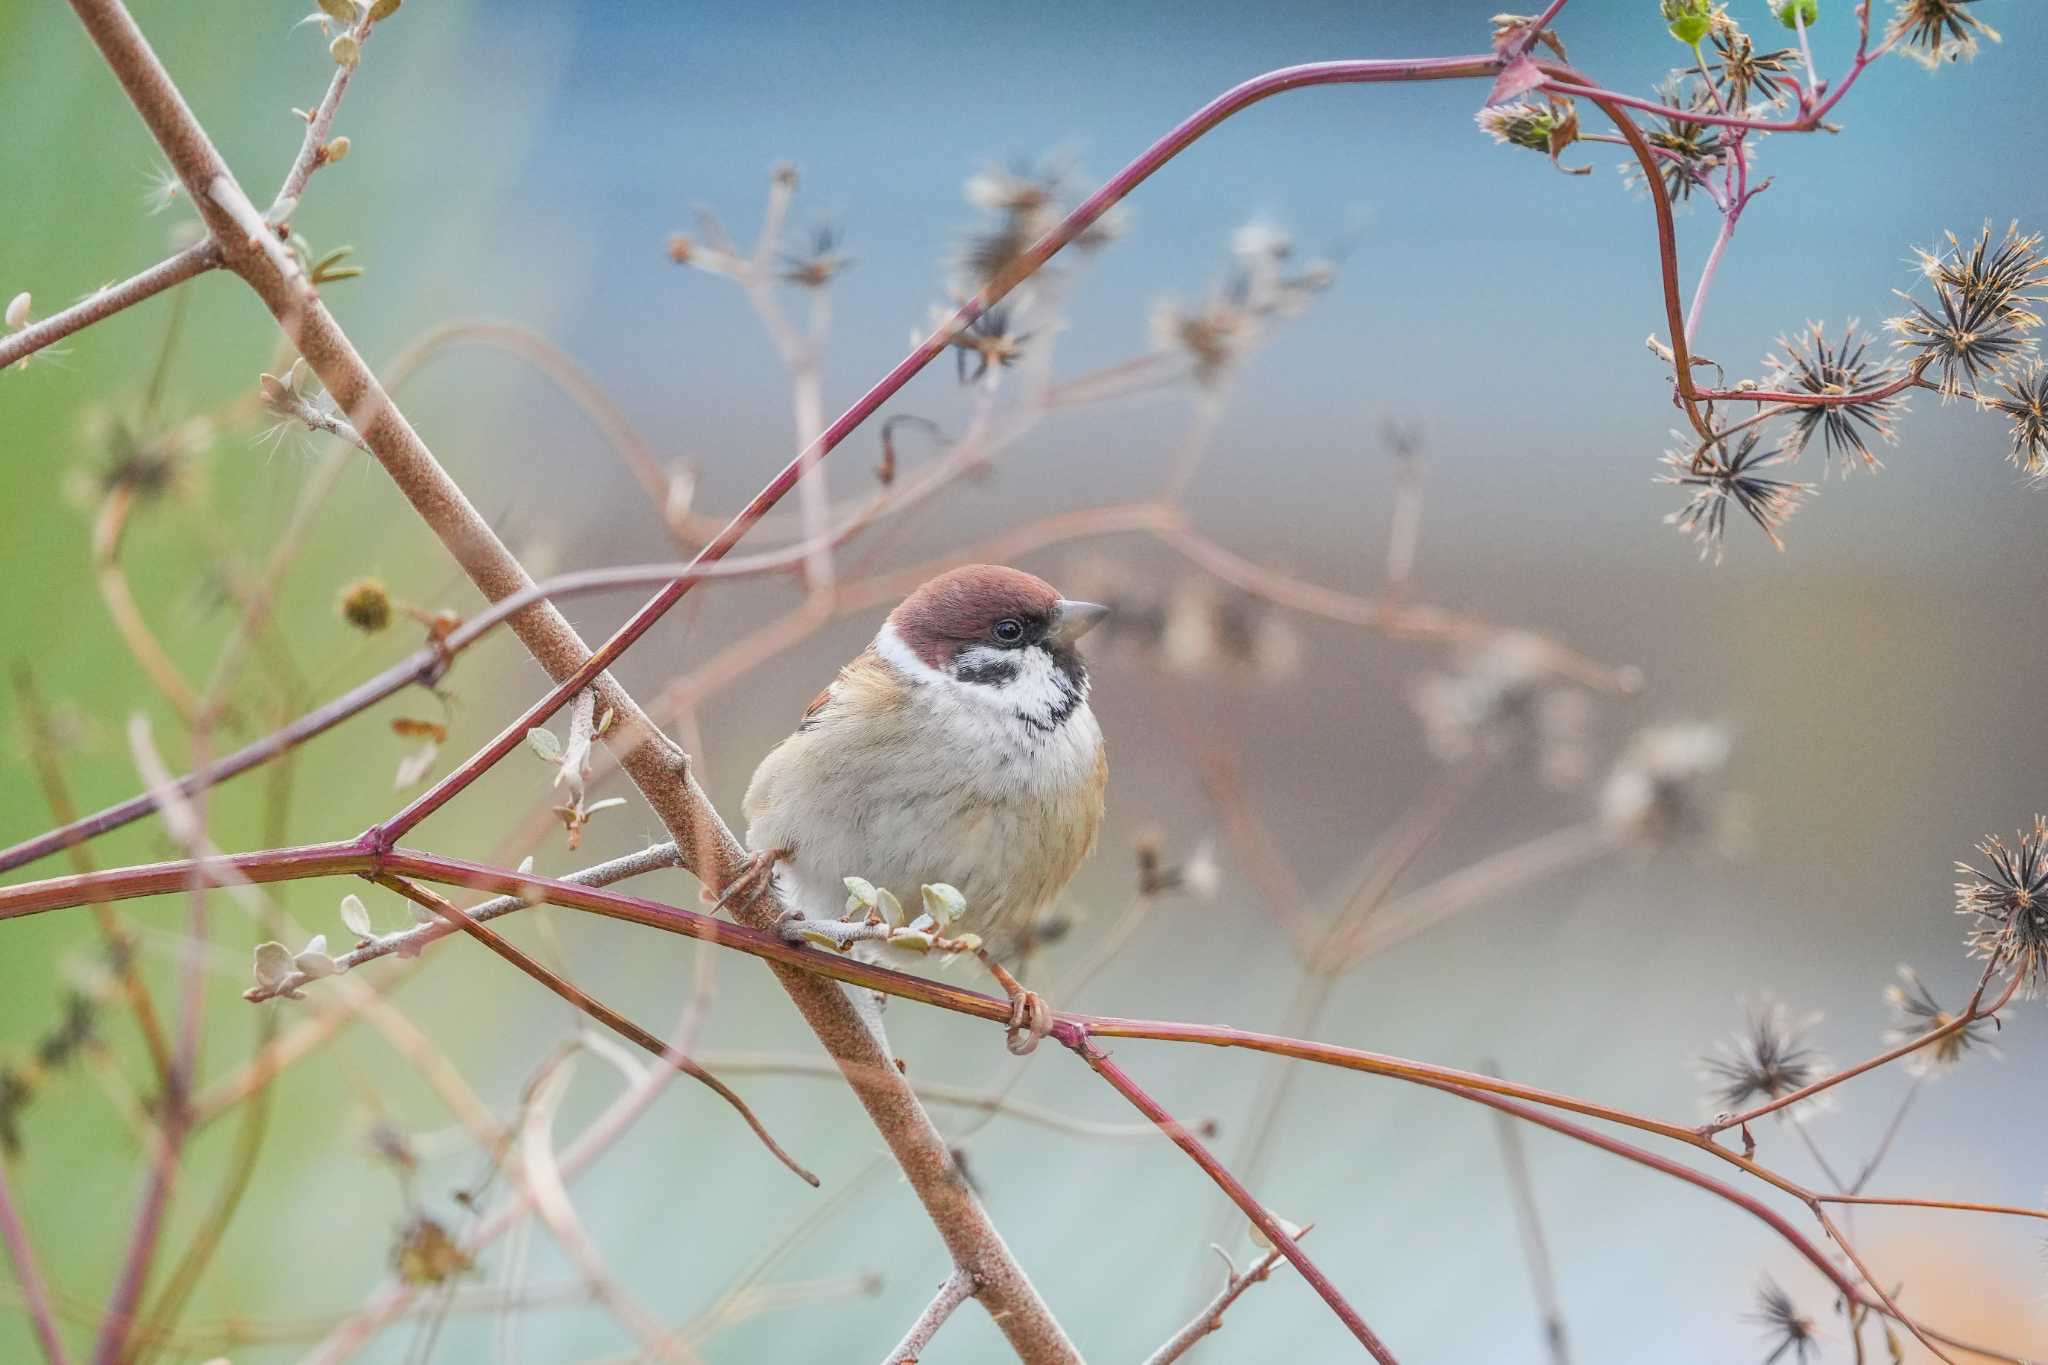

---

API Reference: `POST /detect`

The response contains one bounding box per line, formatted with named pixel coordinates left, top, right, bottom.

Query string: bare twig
left=0, top=240, right=220, bottom=371
left=881, top=1268, right=977, bottom=1365
left=1143, top=1240, right=1297, bottom=1365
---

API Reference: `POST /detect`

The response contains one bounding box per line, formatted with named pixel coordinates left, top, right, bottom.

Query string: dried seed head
left=1412, top=633, right=1592, bottom=787
left=1954, top=817, right=2048, bottom=996
left=1762, top=320, right=1906, bottom=473
left=1659, top=429, right=1814, bottom=563
left=1987, top=360, right=2048, bottom=476
left=1747, top=1276, right=1821, bottom=1363
left=1600, top=720, right=1738, bottom=849
left=1884, top=965, right=1995, bottom=1074
left=1624, top=76, right=1724, bottom=204
left=1887, top=0, right=2001, bottom=67
left=1699, top=999, right=1828, bottom=1119
left=777, top=224, right=851, bottom=290
left=1887, top=221, right=2045, bottom=398
left=338, top=577, right=393, bottom=633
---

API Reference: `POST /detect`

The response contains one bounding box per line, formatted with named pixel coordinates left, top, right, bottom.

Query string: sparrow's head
left=879, top=565, right=1108, bottom=717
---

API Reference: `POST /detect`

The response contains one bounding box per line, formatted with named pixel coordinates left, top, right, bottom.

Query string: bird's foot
left=1004, top=988, right=1052, bottom=1056
left=706, top=848, right=786, bottom=919
left=975, top=952, right=1052, bottom=1055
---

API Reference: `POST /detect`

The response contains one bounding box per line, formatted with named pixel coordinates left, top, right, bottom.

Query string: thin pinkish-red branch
left=369, top=52, right=1508, bottom=847
left=1070, top=1039, right=1399, bottom=1361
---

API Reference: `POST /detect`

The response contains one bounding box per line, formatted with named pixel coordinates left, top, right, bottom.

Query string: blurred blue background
left=2, top=1, right=2044, bottom=1360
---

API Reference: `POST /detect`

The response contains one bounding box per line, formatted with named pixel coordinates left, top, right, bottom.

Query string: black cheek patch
left=954, top=656, right=1021, bottom=687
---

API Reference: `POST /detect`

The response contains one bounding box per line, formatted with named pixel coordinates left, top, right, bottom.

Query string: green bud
left=329, top=32, right=361, bottom=70
left=1477, top=102, right=1560, bottom=153
left=1773, top=0, right=1817, bottom=27
left=1659, top=0, right=1714, bottom=45
left=367, top=0, right=402, bottom=20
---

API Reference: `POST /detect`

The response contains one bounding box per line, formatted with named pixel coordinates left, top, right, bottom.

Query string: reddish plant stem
left=1068, top=1039, right=1398, bottom=1363
left=371, top=52, right=1514, bottom=846
left=1703, top=960, right=2019, bottom=1135
left=371, top=874, right=817, bottom=1185
left=0, top=547, right=838, bottom=878
left=0, top=840, right=2029, bottom=1354
left=0, top=1158, right=69, bottom=1365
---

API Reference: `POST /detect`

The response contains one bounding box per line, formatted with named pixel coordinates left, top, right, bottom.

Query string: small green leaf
left=798, top=926, right=849, bottom=952
left=318, top=0, right=359, bottom=23
left=367, top=0, right=402, bottom=20
left=873, top=887, right=904, bottom=927
left=253, top=941, right=294, bottom=988
left=294, top=935, right=340, bottom=978
left=526, top=727, right=564, bottom=762
left=888, top=929, right=935, bottom=954
left=920, top=882, right=967, bottom=927
left=329, top=32, right=361, bottom=70
left=339, top=893, right=374, bottom=938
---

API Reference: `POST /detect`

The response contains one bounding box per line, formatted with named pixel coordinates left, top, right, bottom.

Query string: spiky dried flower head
left=1955, top=817, right=2048, bottom=996
left=1600, top=720, right=1740, bottom=849
left=1412, top=633, right=1592, bottom=787
left=1988, top=360, right=2048, bottom=476
left=947, top=306, right=1032, bottom=384
left=1748, top=1276, right=1821, bottom=1363
left=1888, top=222, right=2045, bottom=398
left=1884, top=965, right=1996, bottom=1074
left=1888, top=0, right=2000, bottom=67
left=1659, top=429, right=1814, bottom=563
left=75, top=414, right=210, bottom=508
left=1763, top=320, right=1906, bottom=472
left=1627, top=76, right=1724, bottom=204
left=1699, top=998, right=1827, bottom=1118
left=955, top=157, right=1071, bottom=291
left=338, top=577, right=393, bottom=633
left=778, top=224, right=850, bottom=289
left=1710, top=27, right=1800, bottom=108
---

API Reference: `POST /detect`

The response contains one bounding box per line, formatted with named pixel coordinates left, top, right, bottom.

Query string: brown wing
left=796, top=682, right=833, bottom=731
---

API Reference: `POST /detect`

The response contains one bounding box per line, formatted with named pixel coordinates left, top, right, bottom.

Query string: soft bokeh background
left=3, top=1, right=2045, bottom=1361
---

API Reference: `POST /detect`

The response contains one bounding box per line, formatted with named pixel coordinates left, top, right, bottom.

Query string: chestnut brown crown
left=887, top=565, right=1105, bottom=672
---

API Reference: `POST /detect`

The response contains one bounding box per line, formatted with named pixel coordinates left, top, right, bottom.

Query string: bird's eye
left=993, top=617, right=1025, bottom=644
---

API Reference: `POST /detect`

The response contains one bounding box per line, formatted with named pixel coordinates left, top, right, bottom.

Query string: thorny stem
left=1070, top=1041, right=1399, bottom=1362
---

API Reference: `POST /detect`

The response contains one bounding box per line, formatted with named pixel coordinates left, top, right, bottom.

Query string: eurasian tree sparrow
left=743, top=565, right=1109, bottom=1042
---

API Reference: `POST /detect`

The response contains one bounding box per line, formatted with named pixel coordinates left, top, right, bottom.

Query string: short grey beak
left=1051, top=599, right=1110, bottom=644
